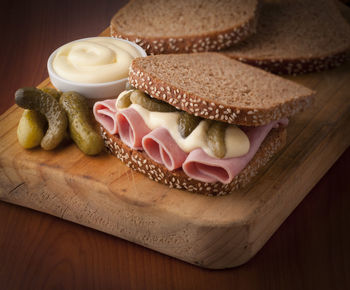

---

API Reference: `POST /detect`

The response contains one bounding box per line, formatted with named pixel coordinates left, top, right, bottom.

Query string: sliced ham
left=117, top=107, right=151, bottom=150
left=93, top=99, right=119, bottom=135
left=142, top=127, right=188, bottom=171
left=182, top=119, right=288, bottom=184
left=93, top=98, right=288, bottom=185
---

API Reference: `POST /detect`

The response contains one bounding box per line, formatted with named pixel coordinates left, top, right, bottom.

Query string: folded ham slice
left=94, top=98, right=288, bottom=184
left=142, top=127, right=188, bottom=171
left=182, top=119, right=288, bottom=184
left=117, top=107, right=151, bottom=150
left=93, top=99, right=119, bottom=135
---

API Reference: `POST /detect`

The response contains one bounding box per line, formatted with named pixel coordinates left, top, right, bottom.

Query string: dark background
left=0, top=1, right=349, bottom=289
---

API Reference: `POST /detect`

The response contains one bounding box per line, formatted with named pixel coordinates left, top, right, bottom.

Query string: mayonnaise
left=52, top=37, right=142, bottom=83
left=128, top=103, right=250, bottom=159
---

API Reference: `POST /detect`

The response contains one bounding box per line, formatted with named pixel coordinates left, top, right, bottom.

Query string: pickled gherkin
left=17, top=109, right=47, bottom=149
left=116, top=90, right=133, bottom=109
left=177, top=111, right=202, bottom=138
left=59, top=91, right=104, bottom=155
left=207, top=121, right=228, bottom=158
left=41, top=86, right=70, bottom=143
left=15, top=87, right=68, bottom=150
left=41, top=87, right=61, bottom=100
left=130, top=90, right=176, bottom=112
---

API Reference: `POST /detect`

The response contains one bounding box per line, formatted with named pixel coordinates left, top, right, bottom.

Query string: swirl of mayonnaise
left=52, top=37, right=142, bottom=83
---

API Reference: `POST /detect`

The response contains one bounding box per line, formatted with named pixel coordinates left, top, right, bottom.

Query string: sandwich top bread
left=110, top=0, right=259, bottom=55
left=223, top=0, right=350, bottom=75
left=93, top=53, right=314, bottom=196
left=128, top=53, right=314, bottom=126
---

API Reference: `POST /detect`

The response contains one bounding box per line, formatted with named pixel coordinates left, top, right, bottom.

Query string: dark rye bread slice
left=129, top=53, right=315, bottom=126
left=110, top=0, right=259, bottom=55
left=222, top=0, right=350, bottom=75
left=101, top=126, right=287, bottom=196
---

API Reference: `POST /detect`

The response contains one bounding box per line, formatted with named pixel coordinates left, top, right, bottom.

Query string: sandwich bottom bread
left=100, top=125, right=286, bottom=196
left=94, top=53, right=314, bottom=196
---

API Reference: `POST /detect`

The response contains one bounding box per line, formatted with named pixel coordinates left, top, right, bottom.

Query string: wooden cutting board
left=0, top=29, right=349, bottom=269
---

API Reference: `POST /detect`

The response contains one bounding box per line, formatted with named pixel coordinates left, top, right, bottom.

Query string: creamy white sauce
left=52, top=37, right=142, bottom=83
left=125, top=103, right=250, bottom=159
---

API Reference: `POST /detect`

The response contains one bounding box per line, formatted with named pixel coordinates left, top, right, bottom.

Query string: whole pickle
left=41, top=87, right=71, bottom=143
left=17, top=109, right=47, bottom=149
left=130, top=90, right=176, bottom=112
left=41, top=87, right=61, bottom=100
left=177, top=111, right=202, bottom=138
left=15, top=87, right=68, bottom=150
left=207, top=121, right=228, bottom=158
left=59, top=91, right=104, bottom=155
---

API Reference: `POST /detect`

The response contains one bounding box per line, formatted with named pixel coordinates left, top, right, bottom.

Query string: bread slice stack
left=111, top=0, right=350, bottom=74
left=223, top=0, right=350, bottom=74
left=110, top=0, right=259, bottom=54
left=98, top=53, right=314, bottom=196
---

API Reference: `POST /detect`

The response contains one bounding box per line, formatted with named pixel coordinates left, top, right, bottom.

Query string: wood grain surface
left=0, top=1, right=349, bottom=289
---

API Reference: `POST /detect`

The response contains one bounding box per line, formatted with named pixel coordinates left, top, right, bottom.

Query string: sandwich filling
left=94, top=89, right=288, bottom=184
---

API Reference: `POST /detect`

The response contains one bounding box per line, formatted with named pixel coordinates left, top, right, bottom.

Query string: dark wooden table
left=0, top=1, right=349, bottom=289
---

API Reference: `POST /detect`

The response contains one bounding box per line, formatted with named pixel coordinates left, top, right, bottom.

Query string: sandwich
left=110, top=0, right=259, bottom=55
left=93, top=53, right=314, bottom=196
left=222, top=0, right=350, bottom=75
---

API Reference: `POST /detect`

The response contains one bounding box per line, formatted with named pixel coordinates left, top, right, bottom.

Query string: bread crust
left=100, top=126, right=287, bottom=196
left=110, top=1, right=259, bottom=55
left=129, top=54, right=314, bottom=127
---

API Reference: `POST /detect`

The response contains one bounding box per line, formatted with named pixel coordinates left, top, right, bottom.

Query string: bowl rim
left=47, top=36, right=147, bottom=88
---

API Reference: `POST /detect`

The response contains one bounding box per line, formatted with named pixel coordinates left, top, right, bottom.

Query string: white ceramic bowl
left=47, top=37, right=147, bottom=100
